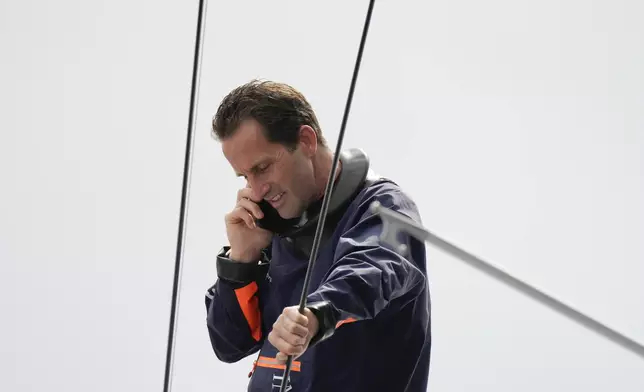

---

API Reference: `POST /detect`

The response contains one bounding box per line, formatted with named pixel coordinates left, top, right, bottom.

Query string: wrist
left=229, top=248, right=260, bottom=263
left=303, top=308, right=320, bottom=339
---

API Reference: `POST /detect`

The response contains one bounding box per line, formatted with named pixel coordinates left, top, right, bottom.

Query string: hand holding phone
left=255, top=199, right=295, bottom=234
left=224, top=188, right=273, bottom=263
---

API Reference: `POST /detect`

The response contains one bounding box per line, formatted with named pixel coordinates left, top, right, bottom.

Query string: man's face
left=221, top=119, right=318, bottom=219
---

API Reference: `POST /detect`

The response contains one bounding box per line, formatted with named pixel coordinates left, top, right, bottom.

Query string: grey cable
left=370, top=201, right=644, bottom=361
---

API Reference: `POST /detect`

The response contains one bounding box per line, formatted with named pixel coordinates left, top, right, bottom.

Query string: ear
left=298, top=125, right=318, bottom=157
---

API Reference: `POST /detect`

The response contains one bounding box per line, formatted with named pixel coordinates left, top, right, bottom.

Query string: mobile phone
left=255, top=199, right=294, bottom=234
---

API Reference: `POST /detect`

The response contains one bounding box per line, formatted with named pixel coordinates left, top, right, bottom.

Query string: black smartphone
left=255, top=199, right=293, bottom=234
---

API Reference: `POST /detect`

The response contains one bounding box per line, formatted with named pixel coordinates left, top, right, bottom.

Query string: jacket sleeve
left=205, top=254, right=268, bottom=363
left=305, top=188, right=428, bottom=345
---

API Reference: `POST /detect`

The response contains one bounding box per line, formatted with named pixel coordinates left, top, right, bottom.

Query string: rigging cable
left=279, top=0, right=376, bottom=390
left=163, top=0, right=209, bottom=391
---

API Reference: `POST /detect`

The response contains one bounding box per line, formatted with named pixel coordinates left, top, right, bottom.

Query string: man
left=205, top=79, right=431, bottom=391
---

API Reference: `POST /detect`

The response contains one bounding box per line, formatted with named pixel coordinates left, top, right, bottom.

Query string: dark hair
left=211, top=79, right=326, bottom=150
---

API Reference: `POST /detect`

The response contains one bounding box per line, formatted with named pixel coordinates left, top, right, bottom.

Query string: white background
left=1, top=0, right=643, bottom=391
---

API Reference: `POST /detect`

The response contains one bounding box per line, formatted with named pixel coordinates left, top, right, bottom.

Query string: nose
left=247, top=179, right=269, bottom=201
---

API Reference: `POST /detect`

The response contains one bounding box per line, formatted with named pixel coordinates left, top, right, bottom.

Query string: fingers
left=283, top=308, right=309, bottom=333
left=226, top=191, right=265, bottom=229
left=236, top=187, right=250, bottom=202
left=270, top=333, right=304, bottom=355
left=274, top=350, right=304, bottom=364
left=272, top=316, right=307, bottom=347
left=237, top=198, right=264, bottom=220
left=237, top=187, right=262, bottom=203
left=281, top=313, right=309, bottom=339
left=268, top=331, right=305, bottom=358
left=268, top=307, right=311, bottom=360
left=225, top=206, right=256, bottom=229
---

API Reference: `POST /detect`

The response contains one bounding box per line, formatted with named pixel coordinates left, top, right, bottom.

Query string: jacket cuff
left=307, top=301, right=339, bottom=347
left=216, top=246, right=270, bottom=286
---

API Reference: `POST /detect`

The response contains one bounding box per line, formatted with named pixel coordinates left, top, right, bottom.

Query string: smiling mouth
left=267, top=192, right=285, bottom=207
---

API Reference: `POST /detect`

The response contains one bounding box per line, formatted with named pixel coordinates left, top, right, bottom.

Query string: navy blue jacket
left=205, top=177, right=431, bottom=391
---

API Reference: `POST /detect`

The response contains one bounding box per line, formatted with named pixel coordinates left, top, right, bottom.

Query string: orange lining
left=234, top=282, right=262, bottom=341
left=336, top=317, right=357, bottom=328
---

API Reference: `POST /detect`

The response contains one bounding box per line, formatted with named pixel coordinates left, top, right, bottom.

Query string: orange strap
left=234, top=282, right=262, bottom=341
left=255, top=356, right=301, bottom=372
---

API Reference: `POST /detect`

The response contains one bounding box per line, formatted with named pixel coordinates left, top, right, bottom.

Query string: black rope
left=279, top=0, right=376, bottom=390
left=163, top=0, right=208, bottom=391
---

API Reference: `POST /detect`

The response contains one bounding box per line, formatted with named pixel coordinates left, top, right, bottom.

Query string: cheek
left=266, top=171, right=288, bottom=194
left=273, top=159, right=309, bottom=197
left=290, top=165, right=313, bottom=197
left=272, top=163, right=293, bottom=188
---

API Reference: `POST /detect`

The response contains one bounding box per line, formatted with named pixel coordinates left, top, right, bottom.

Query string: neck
left=311, top=147, right=342, bottom=202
